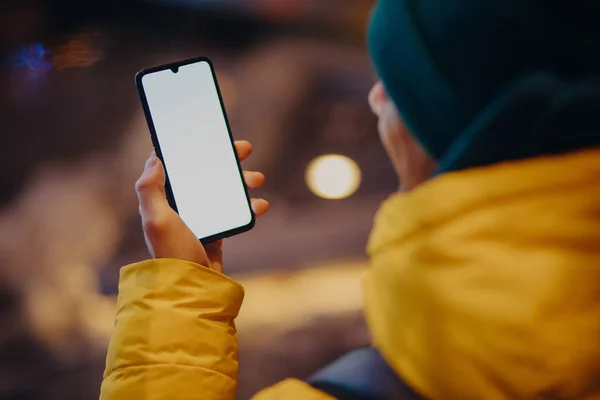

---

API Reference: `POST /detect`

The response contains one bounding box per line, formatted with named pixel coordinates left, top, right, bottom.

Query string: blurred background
left=0, top=0, right=399, bottom=398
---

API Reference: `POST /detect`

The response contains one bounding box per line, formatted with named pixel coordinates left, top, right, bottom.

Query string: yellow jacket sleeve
left=100, top=259, right=334, bottom=400
left=100, top=259, right=244, bottom=400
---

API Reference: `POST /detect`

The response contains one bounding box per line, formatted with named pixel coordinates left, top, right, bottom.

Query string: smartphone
left=136, top=57, right=254, bottom=243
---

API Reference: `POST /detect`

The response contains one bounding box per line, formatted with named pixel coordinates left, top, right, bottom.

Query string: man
left=100, top=0, right=600, bottom=399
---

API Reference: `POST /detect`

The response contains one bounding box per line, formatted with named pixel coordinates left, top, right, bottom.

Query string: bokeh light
left=305, top=154, right=361, bottom=200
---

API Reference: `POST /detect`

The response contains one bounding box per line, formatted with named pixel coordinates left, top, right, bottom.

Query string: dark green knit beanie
left=368, top=0, right=600, bottom=170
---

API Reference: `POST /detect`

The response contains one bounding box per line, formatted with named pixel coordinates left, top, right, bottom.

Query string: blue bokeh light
left=11, top=43, right=53, bottom=78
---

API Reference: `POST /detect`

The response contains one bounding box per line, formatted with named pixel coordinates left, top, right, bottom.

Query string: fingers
left=251, top=198, right=269, bottom=217
left=243, top=171, right=265, bottom=189
left=235, top=140, right=252, bottom=161
left=241, top=155, right=267, bottom=215
left=136, top=153, right=169, bottom=218
left=236, top=142, right=265, bottom=191
left=204, top=240, right=224, bottom=273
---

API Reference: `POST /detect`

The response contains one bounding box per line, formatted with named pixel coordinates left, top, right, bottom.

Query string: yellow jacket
left=100, top=149, right=600, bottom=400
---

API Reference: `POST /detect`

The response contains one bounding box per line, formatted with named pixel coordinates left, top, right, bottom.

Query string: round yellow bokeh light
left=305, top=154, right=362, bottom=200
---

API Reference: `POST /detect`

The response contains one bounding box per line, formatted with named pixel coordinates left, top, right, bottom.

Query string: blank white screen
left=141, top=60, right=252, bottom=240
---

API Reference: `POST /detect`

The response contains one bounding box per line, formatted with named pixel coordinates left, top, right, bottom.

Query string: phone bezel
left=135, top=56, right=256, bottom=244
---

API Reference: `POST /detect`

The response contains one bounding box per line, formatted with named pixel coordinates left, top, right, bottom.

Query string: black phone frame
left=135, top=56, right=256, bottom=244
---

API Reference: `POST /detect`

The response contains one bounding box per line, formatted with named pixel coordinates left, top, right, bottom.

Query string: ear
left=368, top=81, right=388, bottom=117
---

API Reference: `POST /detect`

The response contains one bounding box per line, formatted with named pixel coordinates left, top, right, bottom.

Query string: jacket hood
left=364, top=149, right=600, bottom=399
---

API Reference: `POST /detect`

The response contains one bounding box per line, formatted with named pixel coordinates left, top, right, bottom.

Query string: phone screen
left=138, top=59, right=253, bottom=241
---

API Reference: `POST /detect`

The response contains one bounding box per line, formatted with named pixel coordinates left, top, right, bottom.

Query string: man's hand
left=135, top=140, right=268, bottom=273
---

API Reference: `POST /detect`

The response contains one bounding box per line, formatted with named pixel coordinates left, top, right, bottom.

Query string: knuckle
left=135, top=176, right=150, bottom=193
left=142, top=214, right=169, bottom=235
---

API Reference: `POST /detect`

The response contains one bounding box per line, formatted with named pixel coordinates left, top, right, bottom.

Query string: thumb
left=135, top=153, right=168, bottom=217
